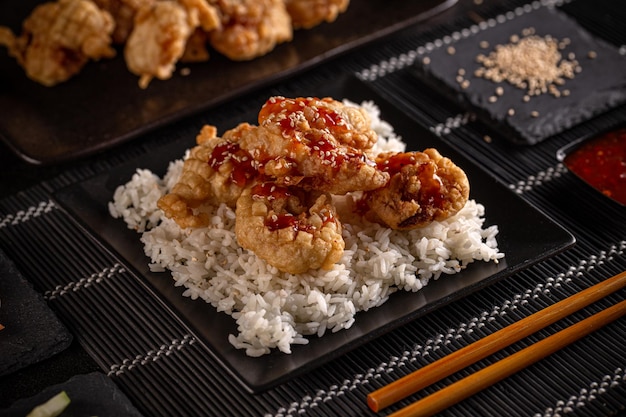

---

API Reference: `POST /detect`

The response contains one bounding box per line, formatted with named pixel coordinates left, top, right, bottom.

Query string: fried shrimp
left=93, top=0, right=155, bottom=44
left=0, top=0, right=115, bottom=86
left=157, top=125, right=258, bottom=228
left=284, top=0, right=349, bottom=29
left=124, top=1, right=191, bottom=88
left=258, top=96, right=378, bottom=150
left=363, top=149, right=470, bottom=230
left=224, top=97, right=388, bottom=194
left=207, top=0, right=292, bottom=61
left=235, top=183, right=344, bottom=274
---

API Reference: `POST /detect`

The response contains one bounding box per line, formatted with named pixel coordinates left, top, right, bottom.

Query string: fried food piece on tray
left=93, top=0, right=155, bottom=44
left=124, top=0, right=220, bottom=88
left=0, top=0, right=115, bottom=86
left=223, top=96, right=388, bottom=194
left=257, top=96, right=378, bottom=150
left=235, top=183, right=344, bottom=274
left=363, top=149, right=470, bottom=230
left=284, top=0, right=349, bottom=29
left=158, top=125, right=258, bottom=228
left=208, top=0, right=292, bottom=61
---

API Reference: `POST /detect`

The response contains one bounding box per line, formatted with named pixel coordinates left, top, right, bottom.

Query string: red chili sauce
left=209, top=141, right=257, bottom=187
left=564, top=127, right=626, bottom=206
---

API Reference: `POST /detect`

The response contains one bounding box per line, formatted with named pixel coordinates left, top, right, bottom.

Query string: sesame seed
left=531, top=111, right=539, bottom=117
left=508, top=108, right=515, bottom=116
left=447, top=46, right=456, bottom=55
left=488, top=95, right=498, bottom=103
left=483, top=135, right=492, bottom=143
left=479, top=40, right=489, bottom=49
left=588, top=50, right=597, bottom=59
left=472, top=33, right=579, bottom=100
left=423, top=56, right=431, bottom=65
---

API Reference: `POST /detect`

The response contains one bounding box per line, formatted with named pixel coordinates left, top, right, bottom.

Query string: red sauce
left=564, top=127, right=626, bottom=206
left=264, top=214, right=298, bottom=232
left=308, top=133, right=346, bottom=171
left=377, top=152, right=446, bottom=208
left=258, top=97, right=348, bottom=136
left=417, top=162, right=446, bottom=209
left=251, top=183, right=305, bottom=232
left=209, top=142, right=257, bottom=187
left=377, top=152, right=417, bottom=174
left=251, top=183, right=336, bottom=232
left=251, top=182, right=291, bottom=201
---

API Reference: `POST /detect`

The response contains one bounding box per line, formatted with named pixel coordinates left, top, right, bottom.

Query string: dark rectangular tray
left=53, top=75, right=575, bottom=392
left=0, top=0, right=456, bottom=165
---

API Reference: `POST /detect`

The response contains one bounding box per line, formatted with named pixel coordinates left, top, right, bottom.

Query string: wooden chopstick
left=388, top=297, right=626, bottom=417
left=367, top=270, right=626, bottom=413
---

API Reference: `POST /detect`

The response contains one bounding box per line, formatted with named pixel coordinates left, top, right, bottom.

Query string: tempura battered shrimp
left=157, top=125, right=258, bottom=228
left=124, top=1, right=191, bottom=89
left=258, top=96, right=378, bottom=150
left=0, top=0, right=115, bottom=86
left=223, top=122, right=387, bottom=195
left=235, top=182, right=344, bottom=274
left=362, top=149, right=470, bottom=230
left=221, top=97, right=388, bottom=194
left=93, top=0, right=155, bottom=44
left=284, top=0, right=349, bottom=29
left=207, top=0, right=292, bottom=61
left=124, top=0, right=219, bottom=88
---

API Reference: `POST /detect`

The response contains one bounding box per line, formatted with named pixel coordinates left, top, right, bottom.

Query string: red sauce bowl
left=557, top=126, right=626, bottom=207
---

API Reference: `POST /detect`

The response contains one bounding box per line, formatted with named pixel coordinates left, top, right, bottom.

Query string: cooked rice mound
left=109, top=100, right=504, bottom=356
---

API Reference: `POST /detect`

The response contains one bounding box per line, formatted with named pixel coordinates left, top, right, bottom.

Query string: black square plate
left=53, top=75, right=575, bottom=392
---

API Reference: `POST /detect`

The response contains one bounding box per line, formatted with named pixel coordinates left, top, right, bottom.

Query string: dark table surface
left=1, top=0, right=626, bottom=416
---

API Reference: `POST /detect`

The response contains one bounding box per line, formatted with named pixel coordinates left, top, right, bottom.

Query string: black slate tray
left=0, top=249, right=72, bottom=377
left=0, top=372, right=143, bottom=417
left=410, top=6, right=626, bottom=145
left=0, top=0, right=456, bottom=165
left=52, top=75, right=575, bottom=392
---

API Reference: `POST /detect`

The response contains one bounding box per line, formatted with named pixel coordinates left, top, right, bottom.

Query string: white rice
left=108, top=100, right=504, bottom=357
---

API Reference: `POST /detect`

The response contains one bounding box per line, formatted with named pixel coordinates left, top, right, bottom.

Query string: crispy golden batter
left=225, top=96, right=388, bottom=194
left=124, top=0, right=220, bottom=88
left=258, top=96, right=378, bottom=150
left=93, top=0, right=154, bottom=43
left=0, top=0, right=115, bottom=86
left=157, top=125, right=258, bottom=228
left=158, top=98, right=472, bottom=272
left=363, top=149, right=470, bottom=230
left=235, top=183, right=344, bottom=273
left=208, top=0, right=292, bottom=61
left=284, top=0, right=349, bottom=29
left=124, top=1, right=191, bottom=88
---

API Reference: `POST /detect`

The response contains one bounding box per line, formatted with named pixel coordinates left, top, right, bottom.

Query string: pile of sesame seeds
left=447, top=27, right=598, bottom=118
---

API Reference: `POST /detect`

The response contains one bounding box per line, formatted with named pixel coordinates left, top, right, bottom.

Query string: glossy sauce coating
left=377, top=152, right=446, bottom=209
left=564, top=127, right=626, bottom=206
left=209, top=141, right=257, bottom=187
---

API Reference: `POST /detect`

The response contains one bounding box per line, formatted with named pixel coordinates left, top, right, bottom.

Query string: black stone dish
left=1, top=372, right=144, bottom=417
left=0, top=249, right=73, bottom=377
left=53, top=75, right=575, bottom=392
left=410, top=6, right=626, bottom=145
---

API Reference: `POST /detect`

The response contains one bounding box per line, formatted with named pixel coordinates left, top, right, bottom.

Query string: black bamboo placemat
left=1, top=0, right=625, bottom=416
